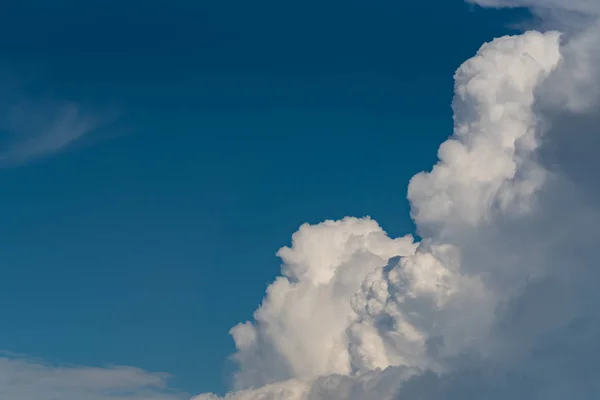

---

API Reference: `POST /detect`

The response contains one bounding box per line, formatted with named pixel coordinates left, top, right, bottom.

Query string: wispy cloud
left=0, top=354, right=188, bottom=400
left=0, top=98, right=104, bottom=167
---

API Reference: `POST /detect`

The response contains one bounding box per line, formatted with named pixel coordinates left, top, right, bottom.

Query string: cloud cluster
left=229, top=217, right=417, bottom=388
left=195, top=1, right=600, bottom=399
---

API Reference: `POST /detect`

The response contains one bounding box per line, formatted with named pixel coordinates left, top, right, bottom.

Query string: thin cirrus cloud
left=0, top=98, right=104, bottom=167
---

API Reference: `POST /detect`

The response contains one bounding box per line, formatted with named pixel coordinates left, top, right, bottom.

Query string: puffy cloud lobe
left=469, top=0, right=600, bottom=113
left=408, top=31, right=561, bottom=231
left=229, top=217, right=416, bottom=389
left=198, top=2, right=600, bottom=400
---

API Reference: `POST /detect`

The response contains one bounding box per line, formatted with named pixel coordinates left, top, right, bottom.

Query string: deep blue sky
left=0, top=1, right=526, bottom=395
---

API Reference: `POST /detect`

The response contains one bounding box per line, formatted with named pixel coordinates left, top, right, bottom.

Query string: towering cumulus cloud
left=195, top=1, right=600, bottom=399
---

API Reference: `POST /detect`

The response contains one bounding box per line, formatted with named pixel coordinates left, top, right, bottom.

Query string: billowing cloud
left=0, top=355, right=187, bottom=400
left=194, top=1, right=600, bottom=399
left=229, top=217, right=417, bottom=389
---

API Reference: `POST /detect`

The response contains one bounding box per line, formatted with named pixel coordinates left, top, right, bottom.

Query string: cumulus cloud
left=228, top=217, right=417, bottom=389
left=0, top=355, right=187, bottom=400
left=0, top=1, right=594, bottom=399
left=193, top=1, right=600, bottom=399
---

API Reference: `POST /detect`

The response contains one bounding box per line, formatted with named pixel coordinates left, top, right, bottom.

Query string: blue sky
left=0, top=1, right=528, bottom=395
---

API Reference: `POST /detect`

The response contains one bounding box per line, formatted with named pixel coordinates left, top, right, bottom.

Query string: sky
left=3, top=1, right=600, bottom=399
left=0, top=0, right=520, bottom=395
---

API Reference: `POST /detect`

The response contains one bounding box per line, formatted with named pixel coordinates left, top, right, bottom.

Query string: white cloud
left=193, top=1, right=600, bottom=399
left=229, top=217, right=416, bottom=389
left=408, top=30, right=561, bottom=231
left=0, top=355, right=187, bottom=400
